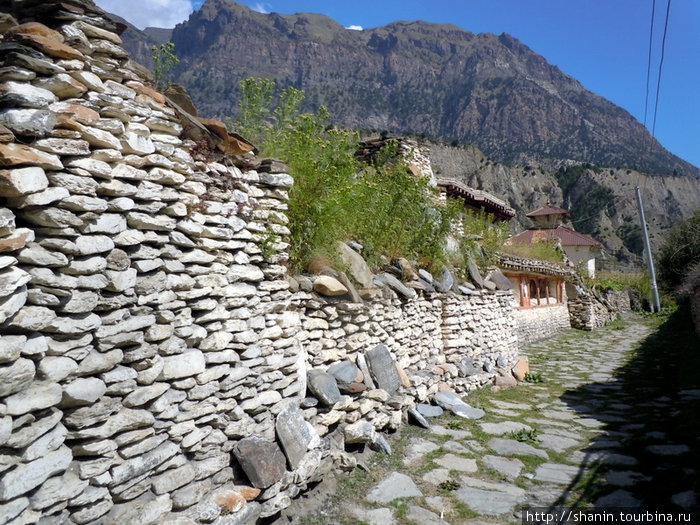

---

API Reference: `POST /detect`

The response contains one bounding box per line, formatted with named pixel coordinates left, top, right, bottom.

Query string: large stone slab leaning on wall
left=0, top=2, right=522, bottom=523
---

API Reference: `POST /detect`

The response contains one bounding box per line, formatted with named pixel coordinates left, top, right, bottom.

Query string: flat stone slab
left=416, top=403, right=443, bottom=417
left=490, top=400, right=531, bottom=410
left=538, top=433, right=580, bottom=453
left=430, top=426, right=471, bottom=440
left=442, top=440, right=469, bottom=454
left=533, top=463, right=581, bottom=484
left=422, top=468, right=451, bottom=485
left=479, top=421, right=532, bottom=435
left=403, top=438, right=439, bottom=465
left=594, top=489, right=643, bottom=508
left=351, top=507, right=395, bottom=525
left=406, top=505, right=449, bottom=525
left=481, top=455, right=523, bottom=479
left=434, top=454, right=477, bottom=473
left=433, top=391, right=484, bottom=419
left=488, top=438, right=548, bottom=459
left=366, top=472, right=422, bottom=503
left=454, top=476, right=526, bottom=516
left=365, top=344, right=401, bottom=394
left=605, top=470, right=649, bottom=487
left=574, top=417, right=605, bottom=428
left=645, top=444, right=689, bottom=456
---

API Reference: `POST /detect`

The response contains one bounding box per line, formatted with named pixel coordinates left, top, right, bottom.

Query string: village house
left=507, top=202, right=602, bottom=278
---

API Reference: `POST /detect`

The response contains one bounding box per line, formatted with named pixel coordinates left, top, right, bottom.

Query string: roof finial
left=546, top=197, right=551, bottom=206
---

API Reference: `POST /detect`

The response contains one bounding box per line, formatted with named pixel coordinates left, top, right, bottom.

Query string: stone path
left=282, top=314, right=699, bottom=524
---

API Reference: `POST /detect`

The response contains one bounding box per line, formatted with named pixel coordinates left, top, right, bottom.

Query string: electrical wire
left=651, top=0, right=672, bottom=138
left=643, top=0, right=656, bottom=129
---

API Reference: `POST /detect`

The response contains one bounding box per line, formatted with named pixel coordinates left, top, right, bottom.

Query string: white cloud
left=250, top=2, right=269, bottom=14
left=345, top=25, right=363, bottom=31
left=94, top=0, right=193, bottom=29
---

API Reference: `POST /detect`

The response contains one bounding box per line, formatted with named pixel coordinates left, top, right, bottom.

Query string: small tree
left=658, top=209, right=700, bottom=293
left=152, top=41, right=179, bottom=89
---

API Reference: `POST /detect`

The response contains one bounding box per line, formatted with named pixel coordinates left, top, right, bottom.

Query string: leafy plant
left=507, top=428, right=539, bottom=444
left=233, top=78, right=498, bottom=274
left=438, top=479, right=461, bottom=493
left=447, top=420, right=463, bottom=430
left=524, top=372, right=544, bottom=383
left=151, top=41, right=179, bottom=89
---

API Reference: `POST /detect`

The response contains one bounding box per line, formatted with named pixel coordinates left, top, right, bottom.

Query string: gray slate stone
left=0, top=445, right=72, bottom=501
left=454, top=477, right=526, bottom=516
left=233, top=436, right=286, bottom=489
left=488, top=438, right=549, bottom=459
left=306, top=369, right=341, bottom=406
left=366, top=472, right=422, bottom=503
left=416, top=403, right=443, bottom=417
left=433, top=391, right=484, bottom=419
left=275, top=402, right=313, bottom=469
left=376, top=273, right=416, bottom=299
left=533, top=463, right=580, bottom=484
left=365, top=344, right=401, bottom=394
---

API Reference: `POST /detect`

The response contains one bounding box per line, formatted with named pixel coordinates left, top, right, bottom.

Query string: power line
left=651, top=0, right=672, bottom=138
left=643, top=0, right=656, bottom=128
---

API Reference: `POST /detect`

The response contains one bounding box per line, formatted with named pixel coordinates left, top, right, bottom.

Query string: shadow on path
left=554, top=305, right=699, bottom=516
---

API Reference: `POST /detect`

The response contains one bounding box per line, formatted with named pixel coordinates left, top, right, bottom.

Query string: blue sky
left=96, top=0, right=699, bottom=170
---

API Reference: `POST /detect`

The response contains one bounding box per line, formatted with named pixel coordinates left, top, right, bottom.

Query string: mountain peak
left=122, top=3, right=697, bottom=177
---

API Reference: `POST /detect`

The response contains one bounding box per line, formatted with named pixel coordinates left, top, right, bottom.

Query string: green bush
left=151, top=42, right=179, bottom=90
left=657, top=209, right=700, bottom=293
left=233, top=78, right=504, bottom=275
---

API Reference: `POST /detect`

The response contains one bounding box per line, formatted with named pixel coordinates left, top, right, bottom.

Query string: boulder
left=336, top=241, right=373, bottom=288
left=312, top=276, right=347, bottom=297
left=511, top=357, right=529, bottom=381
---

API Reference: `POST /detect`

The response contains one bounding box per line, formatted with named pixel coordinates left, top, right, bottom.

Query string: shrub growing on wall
left=233, top=78, right=505, bottom=275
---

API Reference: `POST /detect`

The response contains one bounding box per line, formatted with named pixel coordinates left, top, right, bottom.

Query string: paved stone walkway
left=287, top=314, right=698, bottom=524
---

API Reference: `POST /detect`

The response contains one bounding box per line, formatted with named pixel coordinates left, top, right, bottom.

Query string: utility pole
left=635, top=186, right=661, bottom=312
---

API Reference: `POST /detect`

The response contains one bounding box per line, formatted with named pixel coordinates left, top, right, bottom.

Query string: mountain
left=119, top=0, right=698, bottom=178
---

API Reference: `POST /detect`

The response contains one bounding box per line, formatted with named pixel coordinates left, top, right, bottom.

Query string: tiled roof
left=526, top=205, right=570, bottom=217
left=437, top=178, right=516, bottom=221
left=509, top=226, right=601, bottom=247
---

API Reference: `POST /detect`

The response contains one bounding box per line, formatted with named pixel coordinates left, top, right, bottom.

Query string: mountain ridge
left=118, top=0, right=699, bottom=177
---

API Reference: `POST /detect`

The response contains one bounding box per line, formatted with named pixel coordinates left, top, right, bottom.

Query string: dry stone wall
left=0, top=3, right=521, bottom=524
left=514, top=305, right=571, bottom=345
left=568, top=290, right=631, bottom=330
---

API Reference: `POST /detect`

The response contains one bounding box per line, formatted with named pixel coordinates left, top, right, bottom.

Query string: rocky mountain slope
left=119, top=0, right=699, bottom=178
left=429, top=142, right=700, bottom=264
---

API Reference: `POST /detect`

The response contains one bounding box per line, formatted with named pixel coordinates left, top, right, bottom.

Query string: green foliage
left=507, top=428, right=539, bottom=444
left=151, top=41, right=179, bottom=89
left=524, top=372, right=544, bottom=383
left=234, top=78, right=501, bottom=274
left=448, top=208, right=509, bottom=279
left=657, top=209, right=700, bottom=293
left=447, top=420, right=463, bottom=430
left=437, top=479, right=460, bottom=493
left=500, top=239, right=563, bottom=263
left=236, top=78, right=275, bottom=144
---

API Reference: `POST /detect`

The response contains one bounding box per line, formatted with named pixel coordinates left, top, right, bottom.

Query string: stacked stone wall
left=568, top=290, right=630, bottom=330
left=514, top=305, right=571, bottom=345
left=0, top=3, right=521, bottom=524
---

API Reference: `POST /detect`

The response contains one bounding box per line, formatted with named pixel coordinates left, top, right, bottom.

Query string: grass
left=501, top=240, right=564, bottom=263
left=524, top=372, right=545, bottom=383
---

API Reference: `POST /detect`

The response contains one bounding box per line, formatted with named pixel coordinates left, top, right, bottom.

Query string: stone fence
left=0, top=3, right=522, bottom=524
left=568, top=289, right=631, bottom=330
